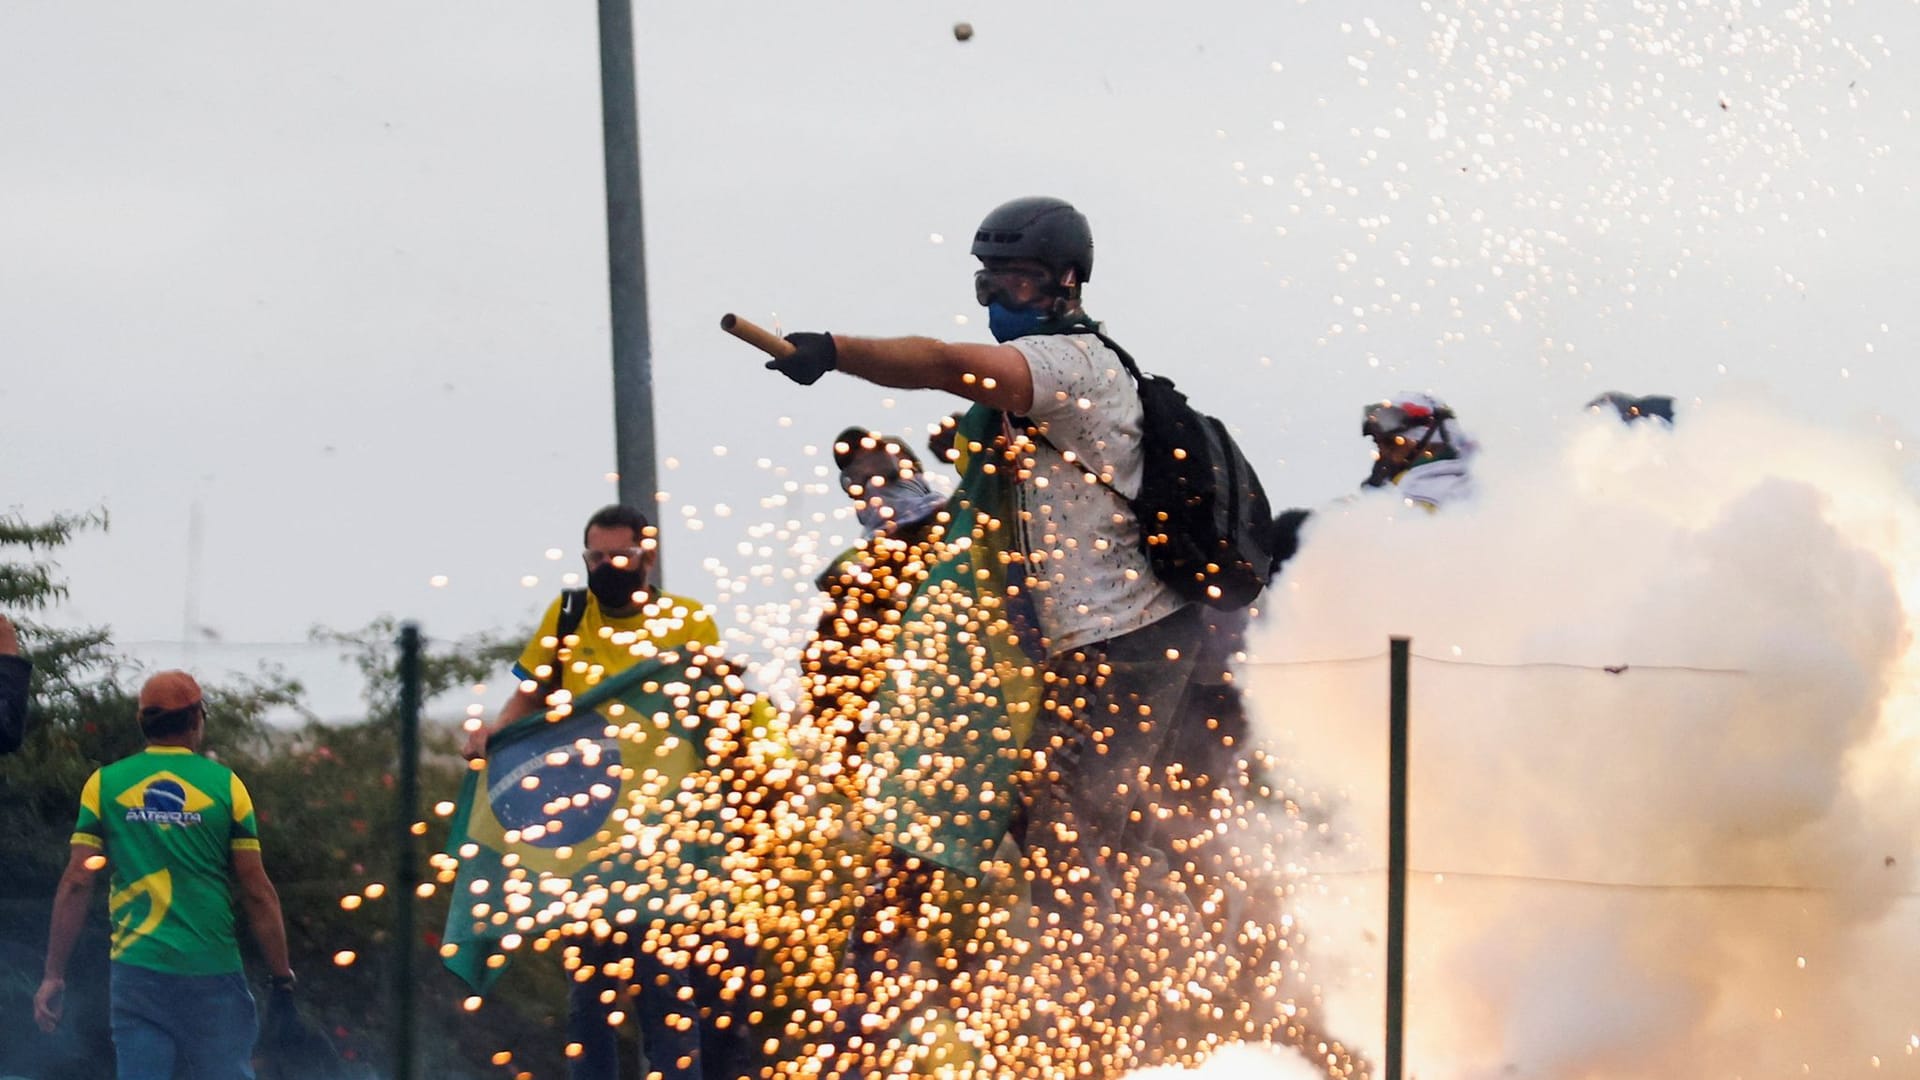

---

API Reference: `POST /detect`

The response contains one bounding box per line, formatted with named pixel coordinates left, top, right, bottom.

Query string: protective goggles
left=582, top=544, right=653, bottom=568
left=973, top=266, right=1056, bottom=308
left=1362, top=402, right=1451, bottom=438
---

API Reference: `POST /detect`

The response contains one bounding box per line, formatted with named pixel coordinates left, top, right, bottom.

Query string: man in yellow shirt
left=462, top=504, right=745, bottom=1080
left=462, top=504, right=718, bottom=758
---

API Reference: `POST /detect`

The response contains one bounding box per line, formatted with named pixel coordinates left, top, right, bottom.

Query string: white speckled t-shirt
left=1010, top=333, right=1188, bottom=654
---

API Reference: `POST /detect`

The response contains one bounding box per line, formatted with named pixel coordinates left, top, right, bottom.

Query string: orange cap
left=138, top=670, right=203, bottom=714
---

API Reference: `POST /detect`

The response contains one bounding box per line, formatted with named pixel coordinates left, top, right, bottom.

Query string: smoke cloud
left=1237, top=400, right=1920, bottom=1078
left=1130, top=1041, right=1333, bottom=1080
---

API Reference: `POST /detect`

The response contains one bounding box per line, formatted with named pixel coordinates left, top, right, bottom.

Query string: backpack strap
left=1004, top=313, right=1148, bottom=384
left=1087, top=329, right=1147, bottom=384
left=1007, top=327, right=1150, bottom=504
left=542, top=588, right=590, bottom=701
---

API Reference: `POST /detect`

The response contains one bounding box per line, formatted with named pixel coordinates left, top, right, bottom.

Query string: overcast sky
left=4, top=1, right=1915, bottom=715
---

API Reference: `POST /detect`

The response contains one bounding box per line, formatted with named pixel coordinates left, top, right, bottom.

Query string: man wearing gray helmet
left=765, top=198, right=1207, bottom=1074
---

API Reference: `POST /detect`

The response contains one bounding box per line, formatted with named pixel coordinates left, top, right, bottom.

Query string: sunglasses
left=1363, top=403, right=1452, bottom=438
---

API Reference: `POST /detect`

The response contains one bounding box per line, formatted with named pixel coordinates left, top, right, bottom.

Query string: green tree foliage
left=0, top=513, right=573, bottom=1079
left=0, top=509, right=106, bottom=611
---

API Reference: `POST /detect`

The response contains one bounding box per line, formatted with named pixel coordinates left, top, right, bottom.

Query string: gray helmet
left=970, top=196, right=1094, bottom=283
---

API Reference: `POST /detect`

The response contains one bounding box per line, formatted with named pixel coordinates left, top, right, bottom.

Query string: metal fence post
left=1386, top=636, right=1410, bottom=1080
left=394, top=622, right=422, bottom=1080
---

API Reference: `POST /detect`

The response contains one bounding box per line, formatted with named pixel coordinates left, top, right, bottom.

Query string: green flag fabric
left=442, top=407, right=1048, bottom=992
left=440, top=650, right=783, bottom=993
left=853, top=404, right=1045, bottom=873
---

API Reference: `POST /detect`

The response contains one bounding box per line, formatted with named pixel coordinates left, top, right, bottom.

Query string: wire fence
left=1239, top=645, right=1911, bottom=902
left=1243, top=651, right=1749, bottom=676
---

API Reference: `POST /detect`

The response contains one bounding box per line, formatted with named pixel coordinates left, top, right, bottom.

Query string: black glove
left=261, top=977, right=301, bottom=1049
left=766, top=332, right=837, bottom=386
left=259, top=975, right=350, bottom=1079
left=1266, top=508, right=1314, bottom=574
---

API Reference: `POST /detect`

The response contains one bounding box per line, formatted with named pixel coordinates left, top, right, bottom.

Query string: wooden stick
left=720, top=313, right=795, bottom=359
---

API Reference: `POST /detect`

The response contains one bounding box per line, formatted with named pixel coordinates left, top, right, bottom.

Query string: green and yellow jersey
left=510, top=590, right=719, bottom=700
left=71, top=746, right=259, bottom=975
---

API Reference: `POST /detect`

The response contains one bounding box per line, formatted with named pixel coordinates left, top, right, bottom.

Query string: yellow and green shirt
left=71, top=747, right=260, bottom=975
left=511, top=590, right=719, bottom=700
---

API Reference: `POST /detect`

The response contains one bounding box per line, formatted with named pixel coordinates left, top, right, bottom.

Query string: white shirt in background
left=1395, top=456, right=1474, bottom=509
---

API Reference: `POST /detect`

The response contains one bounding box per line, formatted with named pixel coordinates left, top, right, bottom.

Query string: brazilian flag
left=854, top=404, right=1045, bottom=874
left=440, top=650, right=784, bottom=993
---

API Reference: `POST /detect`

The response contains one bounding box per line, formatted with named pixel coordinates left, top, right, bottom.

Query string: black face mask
left=587, top=563, right=648, bottom=610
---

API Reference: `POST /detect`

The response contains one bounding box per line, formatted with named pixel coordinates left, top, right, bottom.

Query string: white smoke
left=1237, top=400, right=1920, bottom=1079
left=1128, top=1041, right=1333, bottom=1080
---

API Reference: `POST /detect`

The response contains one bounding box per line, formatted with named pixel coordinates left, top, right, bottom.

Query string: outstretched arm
left=837, top=337, right=1035, bottom=413
left=770, top=333, right=1035, bottom=414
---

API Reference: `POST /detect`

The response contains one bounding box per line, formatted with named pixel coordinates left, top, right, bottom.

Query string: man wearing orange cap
left=34, top=670, right=294, bottom=1080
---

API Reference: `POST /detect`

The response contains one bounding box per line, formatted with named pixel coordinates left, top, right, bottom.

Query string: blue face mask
left=988, top=301, right=1049, bottom=343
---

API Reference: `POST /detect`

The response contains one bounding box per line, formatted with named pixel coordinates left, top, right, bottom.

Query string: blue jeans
left=567, top=933, right=754, bottom=1080
left=109, top=962, right=257, bottom=1080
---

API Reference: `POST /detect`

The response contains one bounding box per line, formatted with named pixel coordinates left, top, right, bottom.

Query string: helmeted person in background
left=763, top=196, right=1209, bottom=1075
left=1361, top=392, right=1476, bottom=510
left=834, top=426, right=947, bottom=543
left=463, top=504, right=747, bottom=1080
left=1, top=613, right=30, bottom=754
left=805, top=427, right=948, bottom=764
left=35, top=671, right=295, bottom=1080
left=800, top=427, right=973, bottom=1061
left=1588, top=391, right=1676, bottom=425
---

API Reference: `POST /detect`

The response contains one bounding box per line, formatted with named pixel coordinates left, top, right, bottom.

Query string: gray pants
left=1017, top=605, right=1205, bottom=1066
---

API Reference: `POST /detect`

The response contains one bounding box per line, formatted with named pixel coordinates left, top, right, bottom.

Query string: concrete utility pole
left=597, top=0, right=661, bottom=576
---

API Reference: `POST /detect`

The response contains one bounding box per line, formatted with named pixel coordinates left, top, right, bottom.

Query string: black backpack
left=1088, top=331, right=1276, bottom=609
